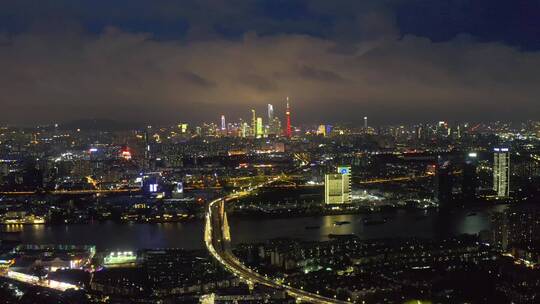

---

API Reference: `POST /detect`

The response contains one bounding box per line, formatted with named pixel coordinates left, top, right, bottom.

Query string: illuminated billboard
left=337, top=166, right=350, bottom=175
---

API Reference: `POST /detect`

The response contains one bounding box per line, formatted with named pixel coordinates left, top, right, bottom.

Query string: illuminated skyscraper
left=144, top=125, right=152, bottom=169
left=267, top=104, right=276, bottom=135
left=364, top=116, right=368, bottom=129
left=251, top=109, right=257, bottom=137
left=284, top=97, right=292, bottom=138
left=493, top=148, right=510, bottom=197
left=324, top=166, right=352, bottom=204
left=268, top=104, right=274, bottom=121
left=220, top=115, right=226, bottom=132
left=241, top=122, right=248, bottom=138
left=337, top=166, right=352, bottom=203
left=256, top=117, right=263, bottom=138
left=325, top=174, right=345, bottom=204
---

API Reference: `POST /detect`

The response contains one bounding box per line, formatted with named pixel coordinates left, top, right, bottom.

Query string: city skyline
left=2, top=2, right=540, bottom=303
left=0, top=102, right=534, bottom=130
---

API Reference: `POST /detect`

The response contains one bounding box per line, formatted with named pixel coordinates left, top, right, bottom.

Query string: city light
left=0, top=2, right=538, bottom=303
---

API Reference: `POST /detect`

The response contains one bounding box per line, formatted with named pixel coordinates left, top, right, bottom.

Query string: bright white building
left=493, top=147, right=510, bottom=197
left=325, top=166, right=352, bottom=204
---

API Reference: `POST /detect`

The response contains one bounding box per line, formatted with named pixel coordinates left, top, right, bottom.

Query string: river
left=4, top=206, right=506, bottom=251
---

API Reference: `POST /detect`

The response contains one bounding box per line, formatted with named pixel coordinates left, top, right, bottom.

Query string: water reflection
left=10, top=206, right=501, bottom=250
left=321, top=215, right=356, bottom=238
left=5, top=224, right=24, bottom=233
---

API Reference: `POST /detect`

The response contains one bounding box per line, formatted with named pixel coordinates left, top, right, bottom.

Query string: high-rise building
left=364, top=116, right=368, bottom=130
left=491, top=206, right=540, bottom=251
left=493, top=147, right=510, bottom=197
left=491, top=212, right=508, bottom=251
left=284, top=97, right=292, bottom=138
left=241, top=122, right=248, bottom=138
left=271, top=116, right=282, bottom=137
left=251, top=109, right=257, bottom=137
left=144, top=125, right=152, bottom=169
left=267, top=104, right=278, bottom=135
left=462, top=152, right=478, bottom=200
left=324, top=166, right=352, bottom=204
left=256, top=117, right=263, bottom=138
left=325, top=174, right=345, bottom=204
left=220, top=115, right=226, bottom=132
left=415, top=125, right=423, bottom=140
left=436, top=159, right=453, bottom=204
left=337, top=166, right=352, bottom=203
left=267, top=104, right=274, bottom=121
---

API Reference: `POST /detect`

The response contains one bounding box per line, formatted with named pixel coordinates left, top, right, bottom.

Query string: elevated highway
left=204, top=177, right=350, bottom=304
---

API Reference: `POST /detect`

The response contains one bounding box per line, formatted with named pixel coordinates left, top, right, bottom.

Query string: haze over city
left=1, top=1, right=540, bottom=125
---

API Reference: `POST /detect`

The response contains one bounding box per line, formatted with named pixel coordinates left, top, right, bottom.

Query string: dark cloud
left=0, top=1, right=539, bottom=125
left=1, top=1, right=538, bottom=48
left=0, top=28, right=539, bottom=125
left=297, top=65, right=347, bottom=83
left=396, top=0, right=540, bottom=50
left=182, top=72, right=217, bottom=88
left=237, top=74, right=277, bottom=92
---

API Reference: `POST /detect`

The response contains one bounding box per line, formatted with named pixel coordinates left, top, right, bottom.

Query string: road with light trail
left=204, top=176, right=351, bottom=304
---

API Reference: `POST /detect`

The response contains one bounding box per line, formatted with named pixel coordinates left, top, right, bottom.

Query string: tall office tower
left=284, top=97, right=292, bottom=138
left=220, top=115, right=226, bottom=132
left=436, top=159, right=453, bottom=204
left=325, top=174, right=345, bottom=204
left=337, top=166, right=352, bottom=203
left=267, top=104, right=275, bottom=135
left=493, top=147, right=510, bottom=197
left=416, top=125, right=423, bottom=140
left=268, top=104, right=274, bottom=121
left=272, top=117, right=282, bottom=137
left=364, top=116, right=368, bottom=129
left=324, top=166, right=352, bottom=204
left=144, top=125, right=152, bottom=169
left=256, top=117, right=263, bottom=138
left=241, top=122, right=248, bottom=138
left=251, top=109, right=257, bottom=137
left=462, top=152, right=479, bottom=200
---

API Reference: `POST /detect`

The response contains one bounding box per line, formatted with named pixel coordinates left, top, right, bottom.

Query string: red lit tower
left=285, top=97, right=292, bottom=138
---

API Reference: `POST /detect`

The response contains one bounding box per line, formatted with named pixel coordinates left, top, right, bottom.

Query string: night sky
left=1, top=0, right=539, bottom=125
